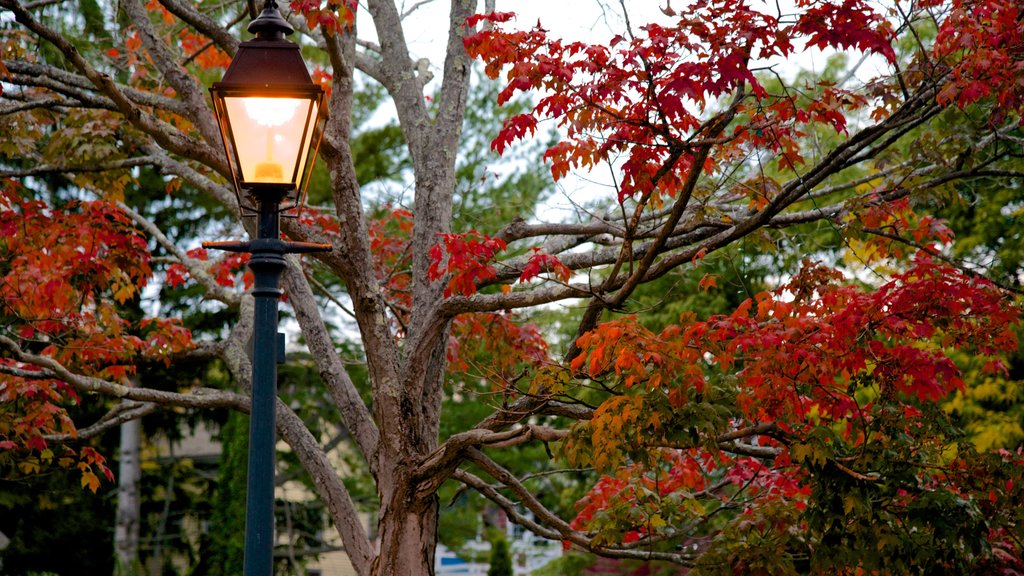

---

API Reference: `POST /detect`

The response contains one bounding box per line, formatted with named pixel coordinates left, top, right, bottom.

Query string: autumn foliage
left=560, top=256, right=1021, bottom=570
left=0, top=179, right=191, bottom=490
left=2, top=0, right=1024, bottom=573
left=453, top=0, right=1024, bottom=571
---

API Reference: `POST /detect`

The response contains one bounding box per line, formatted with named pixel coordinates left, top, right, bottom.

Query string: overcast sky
left=398, top=0, right=661, bottom=73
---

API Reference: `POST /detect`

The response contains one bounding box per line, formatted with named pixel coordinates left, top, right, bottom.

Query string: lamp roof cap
left=248, top=0, right=294, bottom=38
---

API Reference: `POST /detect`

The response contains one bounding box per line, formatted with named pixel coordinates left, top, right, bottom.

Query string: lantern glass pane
left=297, top=100, right=320, bottom=187
left=223, top=96, right=314, bottom=186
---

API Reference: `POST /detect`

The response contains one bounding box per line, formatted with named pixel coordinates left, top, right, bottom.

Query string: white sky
left=398, top=0, right=665, bottom=80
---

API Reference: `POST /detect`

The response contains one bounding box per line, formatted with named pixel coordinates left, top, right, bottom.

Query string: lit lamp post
left=204, top=2, right=330, bottom=575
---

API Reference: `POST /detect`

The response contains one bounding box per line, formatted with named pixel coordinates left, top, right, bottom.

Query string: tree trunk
left=373, top=480, right=439, bottom=576
left=114, top=416, right=141, bottom=575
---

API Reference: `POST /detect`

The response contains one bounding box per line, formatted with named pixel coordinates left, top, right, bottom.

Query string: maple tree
left=2, top=0, right=1024, bottom=574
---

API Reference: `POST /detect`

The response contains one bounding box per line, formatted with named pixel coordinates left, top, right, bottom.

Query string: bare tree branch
left=157, top=0, right=242, bottom=57
left=460, top=448, right=696, bottom=565
left=44, top=401, right=159, bottom=442
left=275, top=400, right=374, bottom=576
left=0, top=0, right=226, bottom=171
left=282, top=257, right=382, bottom=476
left=117, top=200, right=242, bottom=306
left=0, top=334, right=247, bottom=410
left=4, top=60, right=194, bottom=118
left=0, top=156, right=161, bottom=178
left=120, top=0, right=222, bottom=148
left=415, top=424, right=568, bottom=488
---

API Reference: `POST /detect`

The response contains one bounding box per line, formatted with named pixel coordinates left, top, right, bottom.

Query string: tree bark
left=373, top=475, right=440, bottom=576
left=114, top=416, right=141, bottom=575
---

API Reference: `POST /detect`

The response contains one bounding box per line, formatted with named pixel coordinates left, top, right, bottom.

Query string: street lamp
left=209, top=0, right=326, bottom=212
left=204, top=3, right=331, bottom=575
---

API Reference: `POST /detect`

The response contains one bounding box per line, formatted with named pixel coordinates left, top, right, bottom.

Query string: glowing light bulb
left=244, top=98, right=300, bottom=127
left=254, top=161, right=284, bottom=182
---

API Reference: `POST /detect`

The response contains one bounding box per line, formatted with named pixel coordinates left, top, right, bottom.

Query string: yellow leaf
left=18, top=460, right=40, bottom=475
left=81, top=471, right=101, bottom=493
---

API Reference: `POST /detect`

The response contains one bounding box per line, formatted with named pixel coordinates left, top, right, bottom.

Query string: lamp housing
left=209, top=1, right=327, bottom=216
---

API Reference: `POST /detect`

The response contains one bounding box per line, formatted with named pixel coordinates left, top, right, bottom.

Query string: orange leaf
left=697, top=273, right=717, bottom=292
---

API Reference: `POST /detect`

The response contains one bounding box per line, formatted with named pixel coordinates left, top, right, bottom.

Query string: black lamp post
left=204, top=3, right=330, bottom=575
